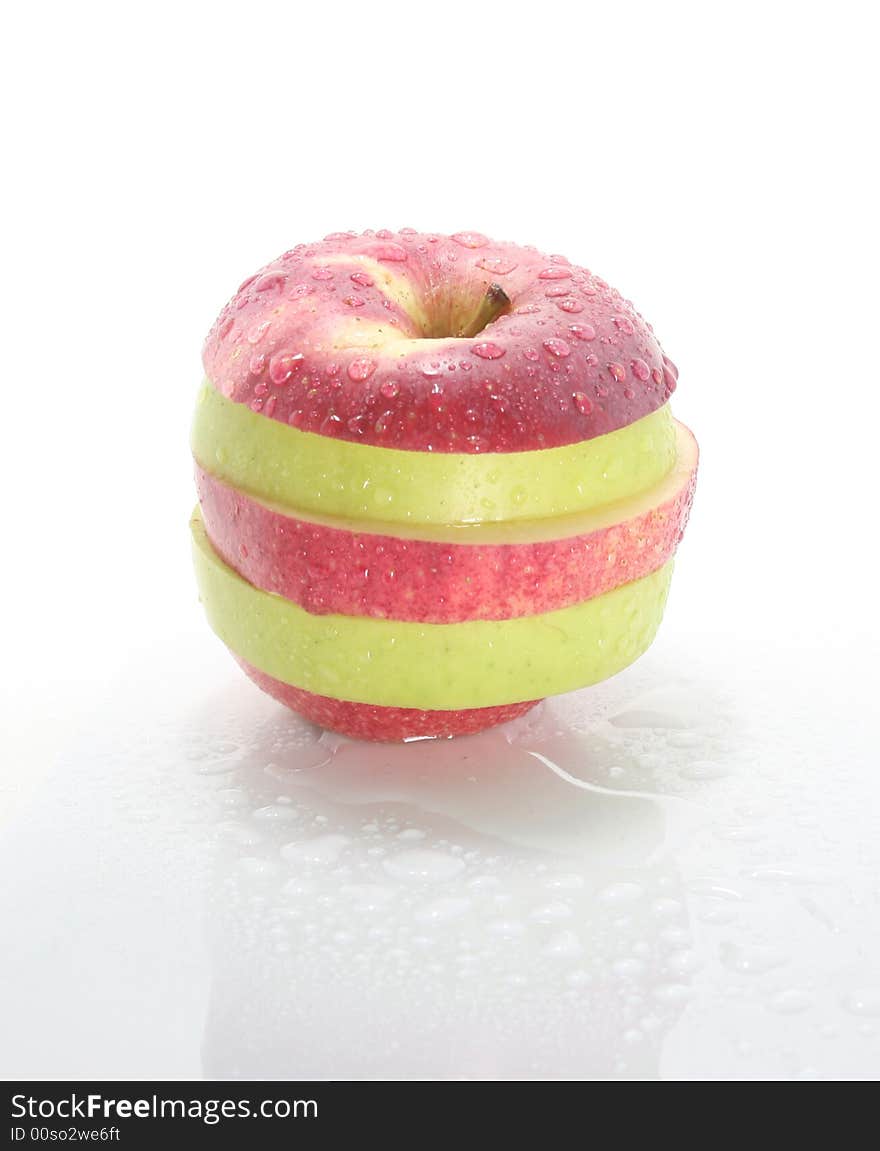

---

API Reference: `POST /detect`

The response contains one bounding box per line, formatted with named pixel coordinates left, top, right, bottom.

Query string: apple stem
left=457, top=283, right=511, bottom=338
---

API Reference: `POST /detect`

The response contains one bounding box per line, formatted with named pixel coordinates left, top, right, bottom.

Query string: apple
left=192, top=229, right=697, bottom=740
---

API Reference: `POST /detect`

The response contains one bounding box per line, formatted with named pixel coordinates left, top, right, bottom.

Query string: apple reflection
left=190, top=688, right=702, bottom=1081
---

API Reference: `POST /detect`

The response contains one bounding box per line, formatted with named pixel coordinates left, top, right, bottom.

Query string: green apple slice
left=234, top=419, right=697, bottom=545
left=192, top=509, right=673, bottom=709
left=192, top=381, right=676, bottom=526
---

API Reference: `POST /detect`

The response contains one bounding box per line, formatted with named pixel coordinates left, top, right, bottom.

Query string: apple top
left=202, top=229, right=678, bottom=453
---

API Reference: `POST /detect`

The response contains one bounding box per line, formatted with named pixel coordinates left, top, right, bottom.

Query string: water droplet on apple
left=246, top=320, right=271, bottom=344
left=350, top=271, right=374, bottom=287
left=543, top=338, right=571, bottom=358
left=249, top=352, right=266, bottom=375
left=572, top=391, right=593, bottom=415
left=607, top=361, right=626, bottom=381
left=451, top=231, right=488, bottom=249
left=475, top=255, right=517, bottom=275
left=348, top=357, right=377, bottom=381
left=368, top=483, right=391, bottom=506
left=538, top=266, right=573, bottom=280
left=218, top=315, right=235, bottom=339
left=471, top=342, right=506, bottom=360
left=343, top=295, right=366, bottom=307
left=379, top=380, right=400, bottom=399
left=544, top=284, right=571, bottom=298
left=631, top=358, right=651, bottom=381
left=371, top=242, right=408, bottom=262
left=568, top=323, right=596, bottom=341
left=613, top=315, right=635, bottom=334
left=255, top=271, right=286, bottom=292
left=269, top=350, right=304, bottom=384
left=311, top=266, right=335, bottom=280
left=557, top=298, right=584, bottom=313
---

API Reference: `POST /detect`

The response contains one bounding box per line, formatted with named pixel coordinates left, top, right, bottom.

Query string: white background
left=1, top=1, right=878, bottom=1080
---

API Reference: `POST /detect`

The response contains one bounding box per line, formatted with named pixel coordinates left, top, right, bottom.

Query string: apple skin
left=236, top=657, right=539, bottom=741
left=194, top=421, right=696, bottom=623
left=202, top=229, right=677, bottom=454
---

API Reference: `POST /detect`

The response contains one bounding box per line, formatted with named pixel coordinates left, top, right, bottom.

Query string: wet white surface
left=3, top=574, right=878, bottom=1080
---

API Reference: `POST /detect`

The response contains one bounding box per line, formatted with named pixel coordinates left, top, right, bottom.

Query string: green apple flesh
left=192, top=381, right=676, bottom=526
